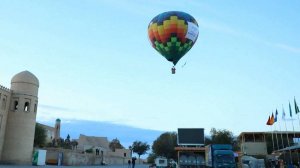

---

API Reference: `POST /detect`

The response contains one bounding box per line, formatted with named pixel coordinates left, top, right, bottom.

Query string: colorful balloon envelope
left=148, top=11, right=199, bottom=68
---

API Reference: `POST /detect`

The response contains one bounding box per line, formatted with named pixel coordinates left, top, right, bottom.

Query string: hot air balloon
left=148, top=11, right=199, bottom=74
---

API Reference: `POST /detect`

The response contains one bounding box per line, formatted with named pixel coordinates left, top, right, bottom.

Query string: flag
left=274, top=109, right=278, bottom=122
left=295, top=97, right=300, bottom=114
left=289, top=102, right=293, bottom=117
left=282, top=107, right=286, bottom=120
left=266, top=116, right=271, bottom=125
left=267, top=116, right=272, bottom=125
left=270, top=113, right=275, bottom=125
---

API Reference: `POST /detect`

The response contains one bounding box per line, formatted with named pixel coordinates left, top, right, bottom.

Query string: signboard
left=32, top=150, right=46, bottom=166
left=185, top=22, right=199, bottom=43
left=177, top=128, right=204, bottom=146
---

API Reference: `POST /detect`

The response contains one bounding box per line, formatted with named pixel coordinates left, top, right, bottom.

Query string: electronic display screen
left=177, top=128, right=204, bottom=145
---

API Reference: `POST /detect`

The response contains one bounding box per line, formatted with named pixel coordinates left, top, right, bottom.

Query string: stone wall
left=0, top=85, right=11, bottom=161
left=43, top=148, right=134, bottom=166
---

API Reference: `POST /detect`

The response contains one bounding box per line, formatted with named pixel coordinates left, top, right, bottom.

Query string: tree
left=205, top=136, right=212, bottom=145
left=64, top=134, right=72, bottom=149
left=34, top=123, right=46, bottom=147
left=147, top=153, right=156, bottom=164
left=152, top=132, right=177, bottom=160
left=109, top=138, right=124, bottom=152
left=210, top=128, right=234, bottom=144
left=132, top=141, right=150, bottom=162
left=55, top=138, right=64, bottom=148
left=71, top=140, right=78, bottom=150
left=65, top=134, right=71, bottom=143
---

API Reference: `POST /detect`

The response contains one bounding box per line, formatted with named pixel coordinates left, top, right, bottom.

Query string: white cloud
left=274, top=43, right=300, bottom=54
left=198, top=18, right=300, bottom=55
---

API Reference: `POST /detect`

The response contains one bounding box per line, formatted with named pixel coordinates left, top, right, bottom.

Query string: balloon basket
left=171, top=67, right=176, bottom=74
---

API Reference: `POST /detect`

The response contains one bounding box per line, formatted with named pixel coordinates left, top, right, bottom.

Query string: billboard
left=177, top=128, right=204, bottom=145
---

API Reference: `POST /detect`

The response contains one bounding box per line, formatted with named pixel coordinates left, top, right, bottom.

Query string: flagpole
left=271, top=124, right=275, bottom=152
left=298, top=114, right=300, bottom=134
left=294, top=97, right=300, bottom=129
left=284, top=119, right=293, bottom=165
left=274, top=124, right=279, bottom=150
left=278, top=115, right=286, bottom=163
left=296, top=97, right=300, bottom=143
left=274, top=110, right=280, bottom=150
left=290, top=117, right=296, bottom=140
left=298, top=114, right=300, bottom=166
left=298, top=111, right=300, bottom=164
left=283, top=105, right=292, bottom=164
left=278, top=115, right=284, bottom=149
left=289, top=101, right=300, bottom=165
left=293, top=97, right=300, bottom=165
left=292, top=115, right=300, bottom=165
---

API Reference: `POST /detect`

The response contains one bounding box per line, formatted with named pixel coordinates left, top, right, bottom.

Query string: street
left=0, top=164, right=150, bottom=168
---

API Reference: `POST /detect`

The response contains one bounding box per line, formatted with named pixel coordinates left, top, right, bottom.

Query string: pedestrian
left=128, top=159, right=131, bottom=168
left=132, top=157, right=136, bottom=168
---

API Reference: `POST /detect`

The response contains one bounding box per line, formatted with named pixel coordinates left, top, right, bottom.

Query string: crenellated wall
left=0, top=85, right=10, bottom=92
left=0, top=84, right=11, bottom=160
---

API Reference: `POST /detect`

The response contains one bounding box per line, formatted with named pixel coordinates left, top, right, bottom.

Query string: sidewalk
left=0, top=164, right=149, bottom=168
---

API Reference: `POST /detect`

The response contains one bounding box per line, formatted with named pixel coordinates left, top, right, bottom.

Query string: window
left=14, top=101, right=18, bottom=111
left=1, top=96, right=7, bottom=110
left=0, top=114, right=2, bottom=130
left=34, top=103, right=37, bottom=113
left=24, top=102, right=30, bottom=112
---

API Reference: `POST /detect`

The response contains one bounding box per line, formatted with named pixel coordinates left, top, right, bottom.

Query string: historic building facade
left=0, top=71, right=39, bottom=164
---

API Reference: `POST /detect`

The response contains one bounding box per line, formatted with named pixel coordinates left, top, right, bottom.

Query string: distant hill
left=38, top=119, right=163, bottom=150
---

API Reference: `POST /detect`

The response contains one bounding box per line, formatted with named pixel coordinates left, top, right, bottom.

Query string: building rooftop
left=11, top=70, right=39, bottom=86
left=78, top=134, right=110, bottom=150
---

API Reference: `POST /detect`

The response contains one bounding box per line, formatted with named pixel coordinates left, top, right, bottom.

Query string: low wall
left=42, top=148, right=133, bottom=166
left=64, top=152, right=101, bottom=166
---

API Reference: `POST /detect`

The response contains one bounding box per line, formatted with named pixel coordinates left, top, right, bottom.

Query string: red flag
left=266, top=116, right=271, bottom=125
left=270, top=113, right=275, bottom=125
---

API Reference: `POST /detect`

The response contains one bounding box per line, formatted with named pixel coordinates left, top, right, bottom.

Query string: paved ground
left=0, top=164, right=149, bottom=168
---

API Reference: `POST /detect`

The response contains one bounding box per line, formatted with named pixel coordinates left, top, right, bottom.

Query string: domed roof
left=11, top=70, right=39, bottom=86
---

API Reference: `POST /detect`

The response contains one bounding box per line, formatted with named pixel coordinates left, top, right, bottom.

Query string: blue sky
left=41, top=119, right=163, bottom=154
left=1, top=0, right=300, bottom=143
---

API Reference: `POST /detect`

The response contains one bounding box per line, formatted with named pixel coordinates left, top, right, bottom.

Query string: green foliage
left=208, top=128, right=241, bottom=151
left=147, top=153, right=156, bottom=164
left=56, top=138, right=64, bottom=147
left=46, top=142, right=53, bottom=147
left=205, top=136, right=212, bottom=145
left=71, top=140, right=78, bottom=150
left=232, top=139, right=240, bottom=151
left=210, top=128, right=234, bottom=144
left=66, top=134, right=70, bottom=142
left=132, top=141, right=150, bottom=160
left=46, top=134, right=76, bottom=149
left=109, top=138, right=124, bottom=152
left=152, top=132, right=177, bottom=160
left=85, top=148, right=93, bottom=153
left=34, top=123, right=47, bottom=147
left=63, top=134, right=72, bottom=149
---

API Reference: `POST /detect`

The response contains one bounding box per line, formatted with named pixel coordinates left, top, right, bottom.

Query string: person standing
left=132, top=157, right=136, bottom=168
left=128, top=159, right=131, bottom=168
